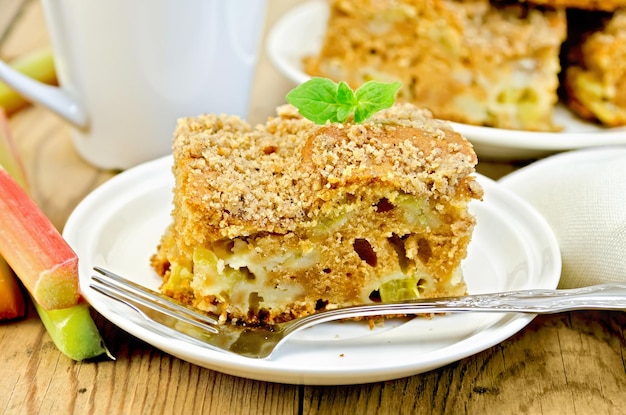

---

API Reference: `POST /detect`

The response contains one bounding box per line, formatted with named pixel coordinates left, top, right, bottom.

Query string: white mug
left=0, top=0, right=267, bottom=169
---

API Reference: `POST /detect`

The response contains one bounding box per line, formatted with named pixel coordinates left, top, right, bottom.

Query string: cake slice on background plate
left=303, top=0, right=566, bottom=131
left=561, top=8, right=626, bottom=127
left=515, top=0, right=626, bottom=11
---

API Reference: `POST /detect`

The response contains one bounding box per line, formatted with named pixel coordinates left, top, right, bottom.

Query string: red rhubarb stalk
left=0, top=107, right=28, bottom=319
left=0, top=110, right=109, bottom=359
left=0, top=165, right=80, bottom=310
left=0, top=256, right=26, bottom=320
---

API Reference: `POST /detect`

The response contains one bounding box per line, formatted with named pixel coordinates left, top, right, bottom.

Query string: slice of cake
left=303, top=0, right=566, bottom=131
left=151, top=103, right=483, bottom=325
left=561, top=8, right=626, bottom=127
left=515, top=0, right=626, bottom=11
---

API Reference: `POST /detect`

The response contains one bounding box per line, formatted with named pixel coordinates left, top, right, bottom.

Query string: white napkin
left=499, top=146, right=626, bottom=288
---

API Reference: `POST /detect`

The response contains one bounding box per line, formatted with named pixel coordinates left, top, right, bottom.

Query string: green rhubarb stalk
left=0, top=108, right=28, bottom=188
left=0, top=48, right=57, bottom=114
left=34, top=300, right=112, bottom=361
left=0, top=110, right=110, bottom=360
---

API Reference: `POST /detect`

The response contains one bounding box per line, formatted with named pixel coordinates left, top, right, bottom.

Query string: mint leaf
left=286, top=77, right=401, bottom=124
left=354, top=81, right=401, bottom=123
left=336, top=81, right=356, bottom=121
left=286, top=78, right=345, bottom=124
left=336, top=81, right=356, bottom=106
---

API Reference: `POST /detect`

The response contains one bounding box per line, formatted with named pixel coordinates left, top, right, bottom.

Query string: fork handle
left=288, top=283, right=626, bottom=331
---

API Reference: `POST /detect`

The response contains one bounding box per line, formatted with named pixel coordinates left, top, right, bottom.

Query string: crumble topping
left=171, top=103, right=480, bottom=240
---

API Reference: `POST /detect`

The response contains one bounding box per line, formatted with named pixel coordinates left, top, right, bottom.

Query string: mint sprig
left=286, top=78, right=401, bottom=124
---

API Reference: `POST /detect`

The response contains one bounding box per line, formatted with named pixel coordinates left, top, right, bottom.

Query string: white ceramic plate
left=498, top=145, right=626, bottom=192
left=266, top=1, right=626, bottom=160
left=64, top=156, right=561, bottom=385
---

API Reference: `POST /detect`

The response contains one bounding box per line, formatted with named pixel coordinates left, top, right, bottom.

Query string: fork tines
left=90, top=266, right=219, bottom=333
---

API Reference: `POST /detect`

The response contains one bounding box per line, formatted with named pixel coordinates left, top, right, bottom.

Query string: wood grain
left=0, top=1, right=624, bottom=414
left=300, top=312, right=626, bottom=415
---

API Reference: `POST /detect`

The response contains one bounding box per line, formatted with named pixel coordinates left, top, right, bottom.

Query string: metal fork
left=90, top=266, right=626, bottom=359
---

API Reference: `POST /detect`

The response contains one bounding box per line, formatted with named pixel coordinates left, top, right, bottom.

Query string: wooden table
left=1, top=1, right=624, bottom=414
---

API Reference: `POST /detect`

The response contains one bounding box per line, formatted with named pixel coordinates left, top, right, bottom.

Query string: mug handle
left=0, top=59, right=87, bottom=128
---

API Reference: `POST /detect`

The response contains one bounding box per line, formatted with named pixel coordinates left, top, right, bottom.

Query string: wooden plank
left=0, top=309, right=301, bottom=414
left=302, top=313, right=626, bottom=415
left=0, top=0, right=26, bottom=49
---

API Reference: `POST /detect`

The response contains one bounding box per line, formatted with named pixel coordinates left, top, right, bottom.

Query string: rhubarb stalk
left=0, top=105, right=78, bottom=310
left=0, top=107, right=27, bottom=320
left=0, top=256, right=26, bottom=320
left=0, top=165, right=80, bottom=309
left=0, top=48, right=57, bottom=114
left=34, top=300, right=112, bottom=361
left=0, top=109, right=109, bottom=360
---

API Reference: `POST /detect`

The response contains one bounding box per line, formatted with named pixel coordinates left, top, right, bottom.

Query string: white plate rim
left=64, top=155, right=561, bottom=385
left=266, top=0, right=626, bottom=156
left=498, top=145, right=626, bottom=187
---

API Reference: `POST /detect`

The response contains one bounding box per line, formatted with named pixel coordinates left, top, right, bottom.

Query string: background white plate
left=267, top=1, right=626, bottom=160
left=64, top=156, right=561, bottom=385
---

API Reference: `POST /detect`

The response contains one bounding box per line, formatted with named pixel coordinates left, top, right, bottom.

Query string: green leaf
left=354, top=81, right=401, bottom=123
left=286, top=78, right=343, bottom=124
left=286, top=77, right=401, bottom=124
left=336, top=81, right=356, bottom=122
left=336, top=81, right=356, bottom=105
